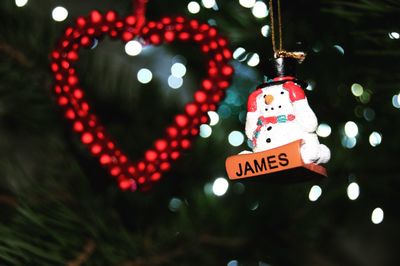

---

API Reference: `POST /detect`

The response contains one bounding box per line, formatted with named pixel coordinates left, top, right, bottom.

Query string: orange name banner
left=225, top=140, right=327, bottom=180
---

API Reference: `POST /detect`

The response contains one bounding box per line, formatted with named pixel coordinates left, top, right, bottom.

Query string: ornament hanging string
left=133, top=0, right=148, bottom=34
left=269, top=0, right=305, bottom=62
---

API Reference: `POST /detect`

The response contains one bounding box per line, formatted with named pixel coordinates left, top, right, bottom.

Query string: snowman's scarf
left=252, top=114, right=296, bottom=147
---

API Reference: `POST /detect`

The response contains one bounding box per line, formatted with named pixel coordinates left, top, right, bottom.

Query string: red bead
left=194, top=91, right=207, bottom=103
left=138, top=177, right=146, bottom=184
left=61, top=60, right=70, bottom=69
left=185, top=103, right=198, bottom=116
left=155, top=139, right=168, bottom=151
left=51, top=51, right=60, bottom=59
left=100, top=154, right=111, bottom=164
left=73, top=121, right=84, bottom=132
left=68, top=75, right=78, bottom=86
left=145, top=150, right=158, bottom=161
left=122, top=32, right=134, bottom=42
left=171, top=151, right=180, bottom=160
left=210, top=41, right=218, bottom=49
left=176, top=17, right=185, bottom=23
left=107, top=142, right=115, bottom=149
left=167, top=127, right=178, bottom=138
left=160, top=162, right=170, bottom=171
left=80, top=36, right=91, bottom=46
left=202, top=79, right=213, bottom=90
left=209, top=28, right=217, bottom=37
left=54, top=85, right=62, bottom=94
left=138, top=162, right=145, bottom=171
left=175, top=114, right=188, bottom=127
left=147, top=21, right=156, bottom=28
left=81, top=132, right=94, bottom=144
left=119, top=155, right=127, bottom=163
left=223, top=48, right=232, bottom=59
left=181, top=139, right=191, bottom=149
left=90, top=10, right=102, bottom=24
left=218, top=38, right=227, bottom=46
left=67, top=51, right=78, bottom=61
left=105, top=11, right=117, bottom=22
left=91, top=144, right=102, bottom=154
left=151, top=172, right=161, bottom=181
left=164, top=31, right=175, bottom=42
left=215, top=53, right=223, bottom=61
left=161, top=17, right=171, bottom=25
left=222, top=65, right=233, bottom=76
left=58, top=96, right=68, bottom=106
left=110, top=167, right=121, bottom=176
left=65, top=109, right=75, bottom=120
left=190, top=20, right=199, bottom=29
left=128, top=166, right=135, bottom=174
left=73, top=89, right=83, bottom=99
left=119, top=179, right=134, bottom=190
left=171, top=140, right=178, bottom=148
left=194, top=34, right=204, bottom=41
left=150, top=34, right=161, bottom=44
left=76, top=17, right=86, bottom=27
left=125, top=15, right=136, bottom=25
left=200, top=24, right=210, bottom=32
left=51, top=63, right=59, bottom=72
left=179, top=32, right=190, bottom=40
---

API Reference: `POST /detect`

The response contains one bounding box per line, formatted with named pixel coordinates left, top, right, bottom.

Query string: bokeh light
left=371, top=208, right=384, bottom=224
left=208, top=111, right=220, bottom=126
left=388, top=32, right=400, bottom=39
left=369, top=131, right=382, bottom=147
left=124, top=40, right=142, bottom=56
left=333, top=44, right=345, bottom=55
left=347, top=182, right=360, bottom=200
left=199, top=124, right=212, bottom=138
left=187, top=1, right=201, bottom=14
left=233, top=47, right=246, bottom=61
left=316, top=123, right=331, bottom=138
left=168, top=75, right=183, bottom=89
left=363, top=107, right=375, bottom=121
left=351, top=83, right=364, bottom=97
left=344, top=121, right=358, bottom=138
left=228, top=131, right=244, bottom=146
left=52, top=6, right=68, bottom=22
left=308, top=185, right=322, bottom=202
left=227, top=260, right=239, bottom=266
left=239, top=0, right=256, bottom=8
left=202, top=0, right=216, bottom=8
left=261, top=25, right=270, bottom=37
left=252, top=1, right=268, bottom=18
left=168, top=197, right=183, bottom=212
left=392, top=94, right=400, bottom=108
left=212, top=177, right=229, bottom=196
left=247, top=53, right=260, bottom=67
left=137, top=68, right=152, bottom=84
left=171, top=62, right=187, bottom=78
left=15, top=0, right=28, bottom=7
left=342, top=136, right=357, bottom=149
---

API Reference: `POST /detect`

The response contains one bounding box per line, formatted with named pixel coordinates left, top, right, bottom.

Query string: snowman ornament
left=243, top=58, right=330, bottom=165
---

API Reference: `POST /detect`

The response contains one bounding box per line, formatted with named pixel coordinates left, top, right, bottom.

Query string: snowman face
left=258, top=84, right=294, bottom=117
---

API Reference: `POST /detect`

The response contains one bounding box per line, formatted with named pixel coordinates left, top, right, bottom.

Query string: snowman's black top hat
left=255, top=56, right=307, bottom=90
left=268, top=57, right=298, bottom=78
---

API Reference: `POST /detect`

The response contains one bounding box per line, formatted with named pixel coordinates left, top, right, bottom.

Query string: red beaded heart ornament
left=50, top=10, right=233, bottom=191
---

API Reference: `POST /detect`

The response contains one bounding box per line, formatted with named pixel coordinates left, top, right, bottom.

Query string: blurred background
left=1, top=0, right=400, bottom=265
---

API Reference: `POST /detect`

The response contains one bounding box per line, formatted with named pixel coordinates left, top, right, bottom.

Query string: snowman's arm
left=245, top=89, right=263, bottom=140
left=293, top=99, right=318, bottom=133
left=245, top=111, right=259, bottom=140
left=284, top=82, right=318, bottom=133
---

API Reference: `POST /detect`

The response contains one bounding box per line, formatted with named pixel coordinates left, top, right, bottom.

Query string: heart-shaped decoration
left=50, top=10, right=233, bottom=191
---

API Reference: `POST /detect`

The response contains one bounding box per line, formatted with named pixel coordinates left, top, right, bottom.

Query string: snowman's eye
left=265, top=108, right=268, bottom=111
left=281, top=91, right=284, bottom=94
left=279, top=105, right=282, bottom=108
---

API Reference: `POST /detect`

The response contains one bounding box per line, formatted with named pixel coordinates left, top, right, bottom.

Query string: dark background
left=1, top=0, right=399, bottom=265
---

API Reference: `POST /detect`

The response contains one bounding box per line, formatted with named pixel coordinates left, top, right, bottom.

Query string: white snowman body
left=244, top=81, right=330, bottom=164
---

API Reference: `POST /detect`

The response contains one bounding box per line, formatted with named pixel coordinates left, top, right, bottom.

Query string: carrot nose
left=264, top=94, right=274, bottom=105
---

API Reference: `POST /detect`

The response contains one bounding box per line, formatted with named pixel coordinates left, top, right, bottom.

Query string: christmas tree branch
left=66, top=240, right=96, bottom=266
left=0, top=42, right=33, bottom=68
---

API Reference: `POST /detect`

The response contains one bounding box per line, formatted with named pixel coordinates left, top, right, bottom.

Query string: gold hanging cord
left=269, top=0, right=305, bottom=62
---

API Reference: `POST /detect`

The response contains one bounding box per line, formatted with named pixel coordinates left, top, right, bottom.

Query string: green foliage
left=1, top=0, right=400, bottom=265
